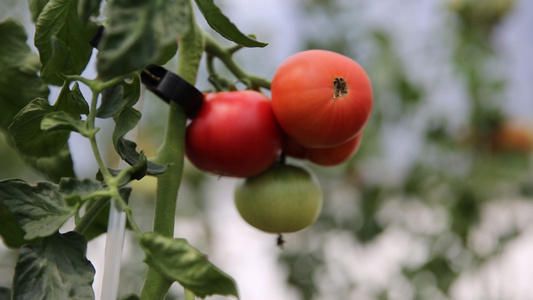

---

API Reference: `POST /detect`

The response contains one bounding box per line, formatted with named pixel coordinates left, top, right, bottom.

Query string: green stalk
left=203, top=33, right=271, bottom=90
left=139, top=1, right=205, bottom=298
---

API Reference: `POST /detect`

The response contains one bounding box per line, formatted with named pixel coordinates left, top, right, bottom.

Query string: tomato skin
left=306, top=133, right=363, bottom=166
left=271, top=50, right=373, bottom=148
left=283, top=135, right=308, bottom=159
left=234, top=164, right=323, bottom=233
left=185, top=91, right=284, bottom=177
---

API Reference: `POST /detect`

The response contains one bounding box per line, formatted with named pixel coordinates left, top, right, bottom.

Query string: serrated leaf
left=58, top=178, right=102, bottom=205
left=13, top=232, right=95, bottom=300
left=194, top=0, right=267, bottom=47
left=97, top=83, right=123, bottom=118
left=141, top=232, right=239, bottom=299
left=55, top=82, right=90, bottom=116
left=97, top=0, right=189, bottom=78
left=97, top=76, right=141, bottom=119
left=41, top=111, right=87, bottom=135
left=0, top=202, right=36, bottom=248
left=79, top=0, right=102, bottom=25
left=9, top=98, right=71, bottom=157
left=113, top=106, right=142, bottom=145
left=22, top=144, right=76, bottom=183
left=35, top=0, right=98, bottom=86
left=113, top=106, right=166, bottom=175
left=116, top=138, right=167, bottom=176
left=0, top=18, right=49, bottom=131
left=0, top=179, right=80, bottom=240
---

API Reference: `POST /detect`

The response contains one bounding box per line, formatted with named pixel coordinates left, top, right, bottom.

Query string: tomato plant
left=234, top=164, right=323, bottom=234
left=0, top=0, right=374, bottom=298
left=185, top=90, right=284, bottom=177
left=271, top=49, right=373, bottom=148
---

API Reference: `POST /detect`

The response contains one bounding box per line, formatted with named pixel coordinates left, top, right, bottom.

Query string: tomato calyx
left=333, top=77, right=349, bottom=98
left=276, top=233, right=285, bottom=248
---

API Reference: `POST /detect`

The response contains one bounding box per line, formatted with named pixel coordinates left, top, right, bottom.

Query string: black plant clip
left=90, top=26, right=204, bottom=119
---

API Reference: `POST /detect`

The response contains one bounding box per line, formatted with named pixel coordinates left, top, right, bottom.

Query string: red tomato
left=271, top=50, right=373, bottom=148
left=283, top=135, right=308, bottom=159
left=306, top=133, right=363, bottom=166
left=185, top=91, right=284, bottom=177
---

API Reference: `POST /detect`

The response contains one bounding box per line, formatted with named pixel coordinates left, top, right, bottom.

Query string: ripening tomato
left=490, top=120, right=533, bottom=154
left=306, top=133, right=363, bottom=166
left=284, top=133, right=363, bottom=166
left=271, top=49, right=373, bottom=148
left=234, top=164, right=323, bottom=233
left=185, top=91, right=284, bottom=177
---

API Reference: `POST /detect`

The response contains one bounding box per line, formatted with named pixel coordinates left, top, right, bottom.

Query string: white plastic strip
left=100, top=86, right=145, bottom=300
left=100, top=201, right=127, bottom=300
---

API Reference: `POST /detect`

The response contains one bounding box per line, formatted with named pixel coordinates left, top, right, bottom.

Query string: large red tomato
left=185, top=91, right=284, bottom=177
left=271, top=50, right=373, bottom=148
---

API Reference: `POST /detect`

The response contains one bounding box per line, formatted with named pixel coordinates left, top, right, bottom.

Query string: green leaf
left=194, top=0, right=267, bottom=47
left=34, top=0, right=98, bottom=86
left=28, top=0, right=51, bottom=22
left=13, top=232, right=95, bottom=300
left=97, top=76, right=141, bottom=119
left=155, top=40, right=179, bottom=66
left=55, top=82, right=90, bottom=116
left=78, top=0, right=102, bottom=25
left=9, top=98, right=70, bottom=157
left=113, top=107, right=166, bottom=175
left=41, top=111, right=87, bottom=135
left=141, top=232, right=239, bottom=299
left=22, top=144, right=76, bottom=183
left=0, top=202, right=35, bottom=248
left=0, top=286, right=11, bottom=299
left=97, top=83, right=124, bottom=118
left=120, top=294, right=140, bottom=300
left=97, top=0, right=189, bottom=78
left=0, top=18, right=49, bottom=131
left=0, top=179, right=80, bottom=240
left=113, top=106, right=142, bottom=145
left=116, top=138, right=167, bottom=176
left=58, top=178, right=102, bottom=205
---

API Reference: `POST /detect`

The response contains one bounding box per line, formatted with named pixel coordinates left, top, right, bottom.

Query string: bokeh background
left=1, top=0, right=533, bottom=299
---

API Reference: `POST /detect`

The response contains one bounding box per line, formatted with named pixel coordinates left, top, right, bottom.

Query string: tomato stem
left=139, top=1, right=205, bottom=299
left=204, top=33, right=271, bottom=91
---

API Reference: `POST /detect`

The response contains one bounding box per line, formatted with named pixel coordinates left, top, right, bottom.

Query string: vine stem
left=139, top=0, right=205, bottom=298
left=203, top=33, right=271, bottom=90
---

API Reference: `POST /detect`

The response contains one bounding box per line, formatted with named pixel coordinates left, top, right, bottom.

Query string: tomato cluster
left=184, top=49, right=372, bottom=235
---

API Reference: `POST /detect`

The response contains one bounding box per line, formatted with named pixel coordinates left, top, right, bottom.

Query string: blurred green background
left=1, top=0, right=532, bottom=299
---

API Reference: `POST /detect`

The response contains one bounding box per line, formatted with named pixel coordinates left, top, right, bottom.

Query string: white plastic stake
left=100, top=87, right=145, bottom=300
left=100, top=201, right=126, bottom=300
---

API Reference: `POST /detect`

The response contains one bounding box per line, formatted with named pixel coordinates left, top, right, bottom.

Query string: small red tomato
left=185, top=91, right=284, bottom=177
left=306, top=133, right=363, bottom=166
left=271, top=50, right=373, bottom=148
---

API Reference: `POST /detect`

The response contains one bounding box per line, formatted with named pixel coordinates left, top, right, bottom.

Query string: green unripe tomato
left=234, top=164, right=323, bottom=233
